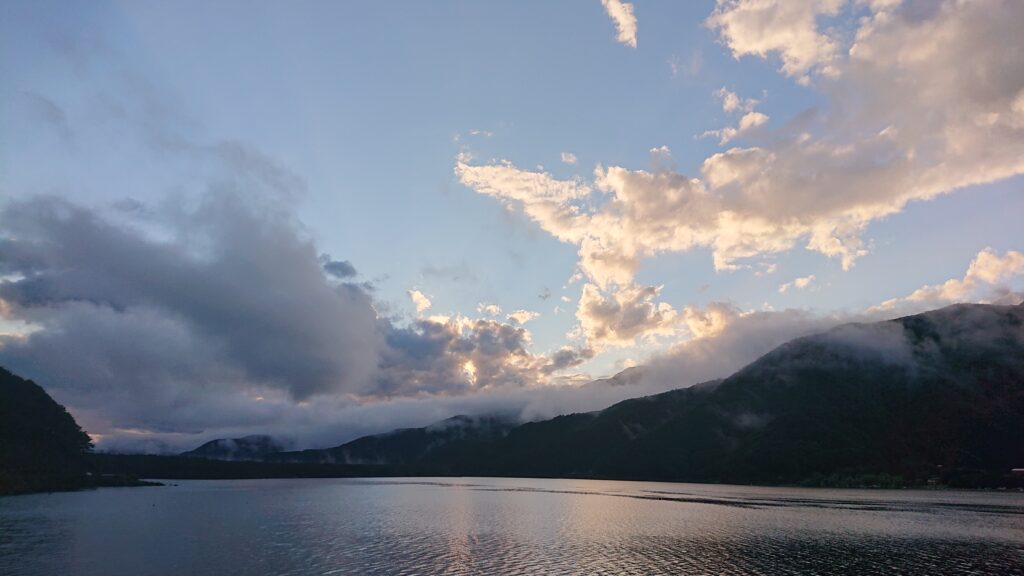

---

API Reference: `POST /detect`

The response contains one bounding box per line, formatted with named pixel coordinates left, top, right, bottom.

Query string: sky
left=1, top=0, right=1023, bottom=452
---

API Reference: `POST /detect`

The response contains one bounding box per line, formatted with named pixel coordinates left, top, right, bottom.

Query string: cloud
left=738, top=110, right=769, bottom=130
left=755, top=262, right=778, bottom=277
left=429, top=294, right=1021, bottom=427
left=77, top=288, right=1020, bottom=453
left=636, top=306, right=854, bottom=393
left=0, top=191, right=399, bottom=447
left=601, top=0, right=638, bottom=48
left=8, top=0, right=1023, bottom=456
left=576, top=283, right=679, bottom=347
left=1, top=43, right=624, bottom=453
left=681, top=301, right=741, bottom=338
left=376, top=315, right=550, bottom=396
left=703, top=112, right=770, bottom=145
left=874, top=248, right=1024, bottom=313
left=714, top=87, right=758, bottom=113
left=4, top=202, right=1012, bottom=457
left=701, top=88, right=770, bottom=144
left=459, top=147, right=708, bottom=289
left=506, top=309, right=540, bottom=325
left=408, top=289, right=432, bottom=314
left=778, top=274, right=816, bottom=293
left=561, top=152, right=578, bottom=165
left=459, top=0, right=1024, bottom=285
left=0, top=191, right=596, bottom=451
left=322, top=258, right=357, bottom=278
left=0, top=193, right=383, bottom=403
left=3, top=191, right=1010, bottom=454
left=477, top=302, right=502, bottom=316
left=541, top=346, right=595, bottom=374
left=454, top=154, right=591, bottom=220
left=706, top=0, right=844, bottom=81
left=517, top=304, right=871, bottom=422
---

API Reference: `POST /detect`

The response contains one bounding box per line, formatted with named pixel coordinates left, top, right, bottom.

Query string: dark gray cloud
left=322, top=258, right=357, bottom=279
left=0, top=191, right=591, bottom=451
left=541, top=346, right=594, bottom=375
left=0, top=192, right=383, bottom=401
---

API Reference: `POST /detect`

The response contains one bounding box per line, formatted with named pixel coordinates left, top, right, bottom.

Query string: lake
left=1, top=477, right=1022, bottom=575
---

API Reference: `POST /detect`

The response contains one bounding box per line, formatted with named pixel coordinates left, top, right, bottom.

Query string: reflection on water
left=1, top=477, right=1023, bottom=575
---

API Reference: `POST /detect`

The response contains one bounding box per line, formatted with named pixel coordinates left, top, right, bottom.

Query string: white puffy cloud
left=874, top=248, right=1024, bottom=313
left=459, top=0, right=1024, bottom=290
left=715, top=87, right=758, bottom=113
left=681, top=301, right=741, bottom=339
left=454, top=154, right=592, bottom=249
left=601, top=0, right=638, bottom=48
left=702, top=88, right=770, bottom=144
left=477, top=302, right=502, bottom=316
left=778, top=274, right=816, bottom=293
left=408, top=289, right=432, bottom=314
left=703, top=112, right=770, bottom=145
left=706, top=0, right=845, bottom=81
left=576, top=282, right=679, bottom=347
left=507, top=309, right=540, bottom=325
left=739, top=111, right=769, bottom=130
left=755, top=262, right=778, bottom=277
left=561, top=152, right=578, bottom=165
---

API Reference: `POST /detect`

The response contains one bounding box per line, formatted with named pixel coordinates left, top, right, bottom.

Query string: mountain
left=0, top=366, right=93, bottom=487
left=239, top=303, right=1023, bottom=487
left=167, top=303, right=1024, bottom=487
left=439, top=303, right=1024, bottom=486
left=182, top=435, right=289, bottom=461
left=269, top=415, right=516, bottom=464
left=0, top=366, right=161, bottom=495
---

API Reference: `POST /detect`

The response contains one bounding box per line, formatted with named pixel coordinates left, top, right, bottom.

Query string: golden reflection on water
left=2, top=477, right=1022, bottom=576
left=441, top=482, right=472, bottom=575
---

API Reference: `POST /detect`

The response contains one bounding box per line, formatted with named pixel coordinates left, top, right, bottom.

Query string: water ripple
left=1, top=477, right=1022, bottom=575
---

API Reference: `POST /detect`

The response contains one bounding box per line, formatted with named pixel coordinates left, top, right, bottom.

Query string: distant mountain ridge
left=182, top=303, right=1024, bottom=486
left=182, top=435, right=290, bottom=461
left=445, top=302, right=1024, bottom=485
left=270, top=415, right=517, bottom=464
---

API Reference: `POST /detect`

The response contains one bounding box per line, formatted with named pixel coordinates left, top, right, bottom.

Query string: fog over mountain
left=182, top=302, right=1024, bottom=486
left=183, top=435, right=292, bottom=462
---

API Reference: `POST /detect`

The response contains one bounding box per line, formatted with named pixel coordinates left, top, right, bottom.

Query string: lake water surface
left=1, top=477, right=1022, bottom=575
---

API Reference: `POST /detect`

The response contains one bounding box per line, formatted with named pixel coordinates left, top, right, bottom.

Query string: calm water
left=1, top=477, right=1022, bottom=575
